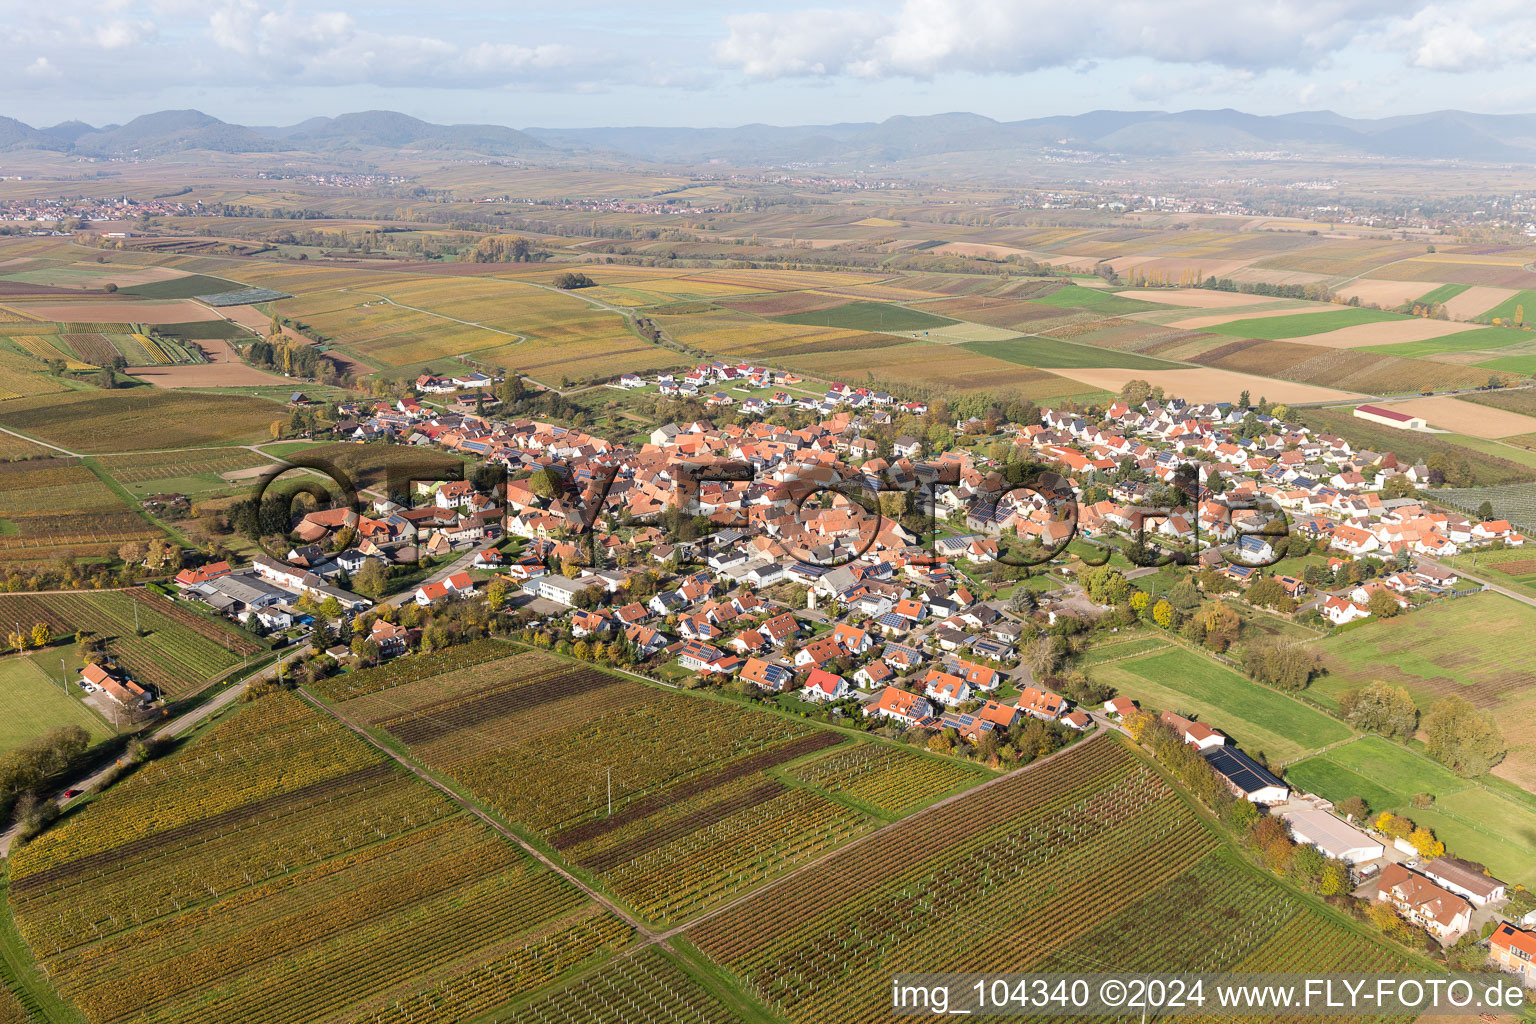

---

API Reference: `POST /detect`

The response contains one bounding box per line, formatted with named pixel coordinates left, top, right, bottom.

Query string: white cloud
left=717, top=0, right=1429, bottom=79
left=24, top=56, right=59, bottom=78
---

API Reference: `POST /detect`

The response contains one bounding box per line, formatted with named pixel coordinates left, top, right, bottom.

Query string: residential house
left=868, top=686, right=933, bottom=727
left=1375, top=863, right=1472, bottom=941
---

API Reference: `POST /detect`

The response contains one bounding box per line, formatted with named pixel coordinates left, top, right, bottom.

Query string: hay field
left=1044, top=366, right=1364, bottom=403
left=126, top=362, right=290, bottom=388
left=1375, top=396, right=1536, bottom=439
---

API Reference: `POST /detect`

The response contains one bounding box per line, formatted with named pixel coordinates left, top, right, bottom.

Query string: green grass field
left=1310, top=592, right=1536, bottom=792
left=1286, top=736, right=1536, bottom=886
left=0, top=655, right=111, bottom=754
left=1475, top=353, right=1536, bottom=375
left=770, top=300, right=956, bottom=333
left=1028, top=284, right=1163, bottom=315
left=1360, top=326, right=1535, bottom=358
left=960, top=336, right=1181, bottom=369
left=152, top=319, right=255, bottom=341
left=1087, top=646, right=1353, bottom=763
left=1478, top=289, right=1536, bottom=325
left=1201, top=308, right=1404, bottom=340
left=1415, top=283, right=1471, bottom=306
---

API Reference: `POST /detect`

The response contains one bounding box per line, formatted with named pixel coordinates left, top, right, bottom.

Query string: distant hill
left=7, top=106, right=1536, bottom=165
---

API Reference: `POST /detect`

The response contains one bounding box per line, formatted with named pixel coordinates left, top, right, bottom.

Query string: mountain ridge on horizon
left=6, top=105, right=1536, bottom=166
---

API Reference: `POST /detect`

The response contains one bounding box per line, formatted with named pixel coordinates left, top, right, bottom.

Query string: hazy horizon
left=4, top=0, right=1533, bottom=130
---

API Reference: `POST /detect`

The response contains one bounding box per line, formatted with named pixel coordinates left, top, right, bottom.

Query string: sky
left=4, top=0, right=1536, bottom=129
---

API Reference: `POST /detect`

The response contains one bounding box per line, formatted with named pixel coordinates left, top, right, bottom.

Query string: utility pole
left=60, top=658, right=67, bottom=692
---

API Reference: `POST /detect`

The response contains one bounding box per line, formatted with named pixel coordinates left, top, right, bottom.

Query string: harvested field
left=1045, top=366, right=1364, bottom=403
left=1296, top=319, right=1486, bottom=349
left=127, top=362, right=289, bottom=388
left=1374, top=396, right=1536, bottom=438
left=4, top=298, right=215, bottom=323
left=1334, top=279, right=1446, bottom=308
left=784, top=342, right=1096, bottom=400
left=1366, top=259, right=1536, bottom=288
left=1109, top=288, right=1271, bottom=309
left=1444, top=285, right=1519, bottom=320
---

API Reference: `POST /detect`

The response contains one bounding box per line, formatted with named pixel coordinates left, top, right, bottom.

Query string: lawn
left=770, top=300, right=957, bottom=333
left=961, top=336, right=1181, bottom=370
left=1286, top=736, right=1536, bottom=886
left=1309, top=592, right=1536, bottom=790
left=0, top=655, right=112, bottom=754
left=1201, top=308, right=1404, bottom=340
left=1028, top=284, right=1163, bottom=315
left=1087, top=646, right=1353, bottom=763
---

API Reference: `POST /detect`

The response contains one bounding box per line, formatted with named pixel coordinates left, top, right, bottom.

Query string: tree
left=486, top=578, right=508, bottom=612
left=1238, top=389, right=1250, bottom=410
left=1317, top=861, right=1351, bottom=896
left=1081, top=564, right=1130, bottom=606
left=270, top=420, right=285, bottom=441
left=1024, top=634, right=1063, bottom=678
left=1409, top=825, right=1445, bottom=859
left=1337, top=795, right=1370, bottom=821
left=1202, top=603, right=1240, bottom=652
left=1152, top=599, right=1174, bottom=628
left=30, top=623, right=50, bottom=648
left=1366, top=590, right=1401, bottom=618
left=526, top=467, right=561, bottom=499
left=1242, top=637, right=1321, bottom=691
left=1338, top=681, right=1418, bottom=741
left=353, top=558, right=391, bottom=599
left=1423, top=696, right=1506, bottom=777
left=1246, top=577, right=1286, bottom=609
left=1478, top=500, right=1495, bottom=521
left=1168, top=575, right=1200, bottom=612
left=552, top=271, right=595, bottom=290
left=1129, top=591, right=1150, bottom=616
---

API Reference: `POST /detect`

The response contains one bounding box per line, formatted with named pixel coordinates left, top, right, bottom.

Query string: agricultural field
left=0, top=457, right=161, bottom=569
left=1086, top=646, right=1352, bottom=764
left=782, top=742, right=987, bottom=817
left=769, top=300, right=956, bottom=333
left=0, top=343, right=69, bottom=401
left=0, top=590, right=259, bottom=695
left=0, top=656, right=112, bottom=753
left=1028, top=283, right=1164, bottom=315
left=1475, top=289, right=1536, bottom=325
left=1285, top=736, right=1536, bottom=887
left=505, top=949, right=745, bottom=1024
left=1459, top=385, right=1536, bottom=417
left=1310, top=592, right=1536, bottom=789
left=688, top=736, right=1405, bottom=1024
left=0, top=390, right=285, bottom=453
left=94, top=447, right=277, bottom=499
left=342, top=651, right=925, bottom=926
left=961, top=336, right=1182, bottom=370
left=1371, top=396, right=1536, bottom=439
left=1198, top=307, right=1405, bottom=339
left=777, top=341, right=1102, bottom=402
left=119, top=273, right=242, bottom=299
left=7, top=691, right=631, bottom=1024
left=1435, top=481, right=1536, bottom=530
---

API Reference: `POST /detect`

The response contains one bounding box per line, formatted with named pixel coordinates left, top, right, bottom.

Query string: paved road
left=0, top=647, right=308, bottom=859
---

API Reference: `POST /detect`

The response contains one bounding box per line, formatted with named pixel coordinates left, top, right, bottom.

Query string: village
left=83, top=357, right=1532, bottom=979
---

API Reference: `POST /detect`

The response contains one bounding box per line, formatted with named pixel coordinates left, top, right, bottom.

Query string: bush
left=552, top=271, right=595, bottom=290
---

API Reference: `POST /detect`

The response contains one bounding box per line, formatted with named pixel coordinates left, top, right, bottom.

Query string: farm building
left=1281, top=807, right=1383, bottom=865
left=1420, top=858, right=1507, bottom=907
left=1353, top=404, right=1427, bottom=431
left=1201, top=746, right=1289, bottom=805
